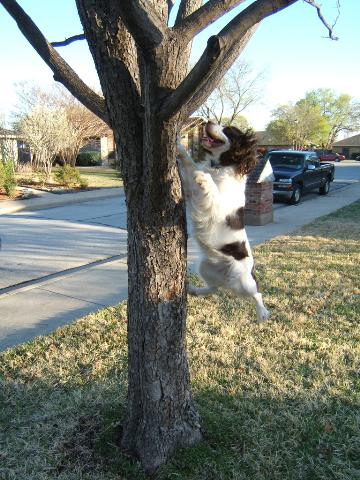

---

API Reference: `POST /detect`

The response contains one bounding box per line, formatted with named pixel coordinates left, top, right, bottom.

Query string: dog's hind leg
left=231, top=273, right=270, bottom=323
left=252, top=292, right=270, bottom=323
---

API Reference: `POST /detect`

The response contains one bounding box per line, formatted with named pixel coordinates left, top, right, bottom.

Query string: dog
left=177, top=121, right=270, bottom=323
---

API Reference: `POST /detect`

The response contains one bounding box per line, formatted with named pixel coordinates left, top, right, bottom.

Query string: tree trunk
left=120, top=119, right=202, bottom=473
left=74, top=2, right=203, bottom=473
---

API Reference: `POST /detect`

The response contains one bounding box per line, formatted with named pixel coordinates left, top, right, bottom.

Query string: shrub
left=79, top=177, right=89, bottom=189
left=76, top=151, right=101, bottom=166
left=54, top=165, right=87, bottom=188
left=0, top=161, right=17, bottom=197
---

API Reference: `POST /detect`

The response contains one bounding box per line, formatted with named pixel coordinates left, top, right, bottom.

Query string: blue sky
left=0, top=0, right=358, bottom=130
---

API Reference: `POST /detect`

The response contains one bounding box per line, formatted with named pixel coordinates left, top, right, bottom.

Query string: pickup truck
left=266, top=150, right=335, bottom=205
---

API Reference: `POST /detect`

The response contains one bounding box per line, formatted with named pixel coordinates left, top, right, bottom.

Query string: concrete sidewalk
left=1, top=182, right=359, bottom=352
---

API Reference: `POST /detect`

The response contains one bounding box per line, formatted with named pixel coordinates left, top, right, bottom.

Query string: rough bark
left=74, top=1, right=202, bottom=472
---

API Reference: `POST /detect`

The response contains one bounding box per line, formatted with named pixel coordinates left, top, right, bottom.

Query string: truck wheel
left=319, top=179, right=330, bottom=195
left=290, top=185, right=302, bottom=205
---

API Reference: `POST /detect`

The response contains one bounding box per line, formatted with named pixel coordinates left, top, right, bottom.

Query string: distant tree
left=19, top=106, right=70, bottom=179
left=302, top=88, right=360, bottom=147
left=198, top=59, right=264, bottom=126
left=266, top=102, right=330, bottom=149
left=55, top=89, right=109, bottom=166
left=14, top=83, right=109, bottom=166
left=222, top=115, right=249, bottom=130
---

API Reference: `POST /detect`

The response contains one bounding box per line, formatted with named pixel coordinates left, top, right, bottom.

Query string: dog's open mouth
left=202, top=125, right=225, bottom=150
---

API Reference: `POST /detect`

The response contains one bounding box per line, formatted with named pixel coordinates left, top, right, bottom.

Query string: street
left=0, top=160, right=359, bottom=351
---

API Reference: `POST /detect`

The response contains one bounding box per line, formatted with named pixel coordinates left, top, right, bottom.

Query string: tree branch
left=51, top=33, right=85, bottom=48
left=0, top=0, right=109, bottom=124
left=161, top=0, right=298, bottom=121
left=117, top=0, right=169, bottom=50
left=174, top=0, right=246, bottom=39
left=304, top=0, right=339, bottom=40
left=175, top=0, right=204, bottom=25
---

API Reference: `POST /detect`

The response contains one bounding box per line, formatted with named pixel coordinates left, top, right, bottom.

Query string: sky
left=0, top=0, right=358, bottom=131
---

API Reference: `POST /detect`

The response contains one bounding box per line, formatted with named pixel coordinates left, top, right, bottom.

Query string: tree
left=14, top=83, right=109, bottom=166
left=0, top=0, right=338, bottom=473
left=302, top=88, right=360, bottom=147
left=19, top=106, right=70, bottom=179
left=198, top=58, right=265, bottom=126
left=266, top=101, right=330, bottom=149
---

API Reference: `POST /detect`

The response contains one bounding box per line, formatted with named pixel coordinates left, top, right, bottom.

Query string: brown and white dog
left=177, top=121, right=270, bottom=323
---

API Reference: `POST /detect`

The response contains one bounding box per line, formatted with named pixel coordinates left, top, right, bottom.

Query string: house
left=332, top=133, right=360, bottom=159
left=255, top=131, right=292, bottom=155
left=79, top=130, right=116, bottom=164
left=180, top=116, right=206, bottom=162
left=0, top=128, right=30, bottom=163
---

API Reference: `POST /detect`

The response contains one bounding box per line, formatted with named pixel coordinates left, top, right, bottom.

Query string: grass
left=16, top=166, right=122, bottom=190
left=0, top=201, right=359, bottom=479
left=76, top=167, right=123, bottom=188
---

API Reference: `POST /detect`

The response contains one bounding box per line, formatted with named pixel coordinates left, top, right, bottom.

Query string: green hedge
left=76, top=151, right=102, bottom=166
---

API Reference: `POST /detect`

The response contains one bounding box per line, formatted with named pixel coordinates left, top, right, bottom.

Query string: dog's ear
left=220, top=127, right=258, bottom=176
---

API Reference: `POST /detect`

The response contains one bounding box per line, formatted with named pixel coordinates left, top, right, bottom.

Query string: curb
left=0, top=187, right=125, bottom=215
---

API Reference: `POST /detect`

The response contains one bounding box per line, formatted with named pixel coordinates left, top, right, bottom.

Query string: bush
left=0, top=161, right=17, bottom=197
left=76, top=151, right=101, bottom=166
left=54, top=165, right=87, bottom=188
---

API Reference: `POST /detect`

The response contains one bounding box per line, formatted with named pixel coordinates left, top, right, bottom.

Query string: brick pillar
left=245, top=181, right=273, bottom=226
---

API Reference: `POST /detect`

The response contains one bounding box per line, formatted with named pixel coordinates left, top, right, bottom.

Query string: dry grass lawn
left=16, top=166, right=122, bottom=190
left=0, top=201, right=359, bottom=479
left=76, top=167, right=123, bottom=188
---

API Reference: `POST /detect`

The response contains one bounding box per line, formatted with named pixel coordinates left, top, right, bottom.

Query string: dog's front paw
left=194, top=171, right=211, bottom=191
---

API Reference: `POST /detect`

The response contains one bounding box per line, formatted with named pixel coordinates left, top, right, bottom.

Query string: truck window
left=268, top=153, right=304, bottom=170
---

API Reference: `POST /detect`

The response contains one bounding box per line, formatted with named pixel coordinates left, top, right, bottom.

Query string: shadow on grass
left=1, top=368, right=359, bottom=480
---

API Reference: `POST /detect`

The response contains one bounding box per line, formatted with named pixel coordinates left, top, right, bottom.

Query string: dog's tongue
left=203, top=136, right=221, bottom=145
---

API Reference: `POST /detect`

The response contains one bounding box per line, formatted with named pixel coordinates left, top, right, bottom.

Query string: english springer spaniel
left=177, top=121, right=270, bottom=323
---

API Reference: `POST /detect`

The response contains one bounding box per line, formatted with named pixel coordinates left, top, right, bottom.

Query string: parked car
left=355, top=155, right=360, bottom=161
left=266, top=150, right=335, bottom=205
left=318, top=152, right=345, bottom=162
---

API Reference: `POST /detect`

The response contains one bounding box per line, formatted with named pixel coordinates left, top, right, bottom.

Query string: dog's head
left=202, top=121, right=257, bottom=176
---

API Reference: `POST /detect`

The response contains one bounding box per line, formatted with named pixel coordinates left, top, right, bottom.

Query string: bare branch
left=161, top=0, right=298, bottom=121
left=304, top=0, right=339, bottom=40
left=117, top=0, right=169, bottom=50
left=0, top=0, right=109, bottom=125
left=175, top=0, right=246, bottom=39
left=175, top=0, right=204, bottom=25
left=51, top=33, right=85, bottom=48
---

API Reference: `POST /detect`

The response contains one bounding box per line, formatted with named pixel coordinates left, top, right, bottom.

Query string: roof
left=255, top=131, right=290, bottom=146
left=181, top=116, right=206, bottom=134
left=0, top=128, right=20, bottom=139
left=332, top=133, right=360, bottom=147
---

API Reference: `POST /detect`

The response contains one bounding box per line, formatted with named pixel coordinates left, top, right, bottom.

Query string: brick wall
left=245, top=181, right=273, bottom=226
